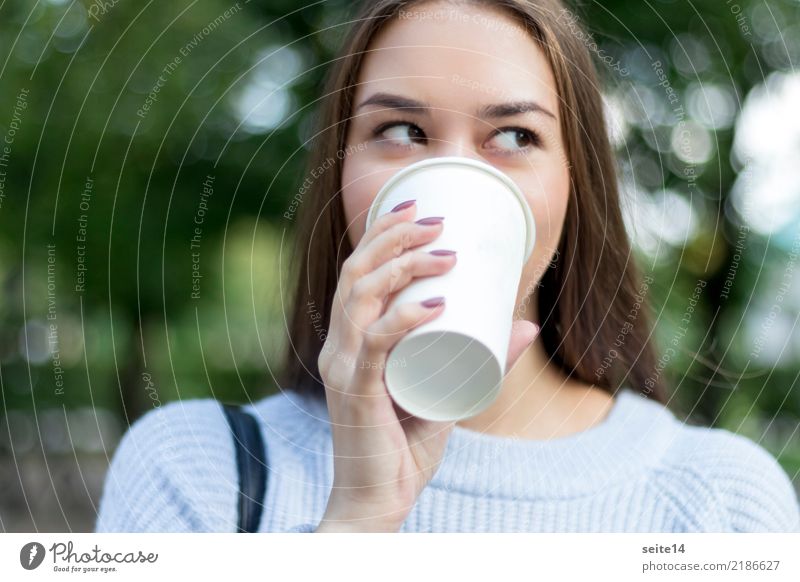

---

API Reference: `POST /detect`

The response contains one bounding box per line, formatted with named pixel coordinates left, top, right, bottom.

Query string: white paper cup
left=364, top=156, right=535, bottom=422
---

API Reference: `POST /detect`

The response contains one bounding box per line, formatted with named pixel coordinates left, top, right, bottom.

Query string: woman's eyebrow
left=355, top=92, right=556, bottom=120
left=478, top=101, right=556, bottom=121
left=355, top=92, right=429, bottom=114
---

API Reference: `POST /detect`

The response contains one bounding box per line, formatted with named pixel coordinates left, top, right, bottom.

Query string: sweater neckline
left=431, top=388, right=678, bottom=498
left=286, top=386, right=678, bottom=500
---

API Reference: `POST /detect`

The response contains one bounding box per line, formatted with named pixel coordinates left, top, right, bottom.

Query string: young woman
left=96, top=0, right=800, bottom=533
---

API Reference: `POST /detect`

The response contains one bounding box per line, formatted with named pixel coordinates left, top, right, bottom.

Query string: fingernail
left=421, top=296, right=445, bottom=308
left=391, top=199, right=416, bottom=212
left=429, top=249, right=456, bottom=256
left=415, top=216, right=444, bottom=226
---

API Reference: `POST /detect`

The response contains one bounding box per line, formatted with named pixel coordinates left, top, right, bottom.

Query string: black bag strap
left=221, top=403, right=267, bottom=533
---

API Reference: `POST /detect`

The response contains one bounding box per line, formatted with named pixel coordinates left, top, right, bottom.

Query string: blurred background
left=0, top=0, right=798, bottom=531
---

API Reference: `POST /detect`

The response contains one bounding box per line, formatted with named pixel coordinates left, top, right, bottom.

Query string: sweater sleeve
left=95, top=399, right=238, bottom=532
left=95, top=398, right=324, bottom=533
left=689, top=428, right=800, bottom=532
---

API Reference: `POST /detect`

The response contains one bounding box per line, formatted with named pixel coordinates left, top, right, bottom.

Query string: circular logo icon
left=20, top=542, right=46, bottom=570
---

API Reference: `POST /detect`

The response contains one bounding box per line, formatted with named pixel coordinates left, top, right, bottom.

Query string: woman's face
left=341, top=1, right=570, bottom=312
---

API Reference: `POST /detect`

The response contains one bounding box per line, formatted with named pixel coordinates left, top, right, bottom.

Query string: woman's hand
left=315, top=200, right=538, bottom=533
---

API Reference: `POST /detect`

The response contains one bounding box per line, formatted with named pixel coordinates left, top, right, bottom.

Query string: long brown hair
left=279, top=0, right=667, bottom=405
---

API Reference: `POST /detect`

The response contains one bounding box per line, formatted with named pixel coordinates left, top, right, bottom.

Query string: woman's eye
left=374, top=122, right=426, bottom=147
left=485, top=127, right=540, bottom=153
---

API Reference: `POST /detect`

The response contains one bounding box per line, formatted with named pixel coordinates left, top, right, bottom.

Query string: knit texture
left=95, top=387, right=800, bottom=532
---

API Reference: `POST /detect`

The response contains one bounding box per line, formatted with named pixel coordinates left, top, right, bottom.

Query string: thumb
left=505, top=319, right=539, bottom=374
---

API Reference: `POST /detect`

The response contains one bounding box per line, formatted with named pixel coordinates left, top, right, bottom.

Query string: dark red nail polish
left=391, top=199, right=416, bottom=212
left=421, top=296, right=445, bottom=308
left=429, top=249, right=456, bottom=256
left=415, top=216, right=444, bottom=226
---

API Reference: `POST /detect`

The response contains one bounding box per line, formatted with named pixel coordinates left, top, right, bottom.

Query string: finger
left=354, top=249, right=456, bottom=310
left=339, top=249, right=455, bottom=363
left=334, top=202, right=420, bottom=326
left=351, top=297, right=446, bottom=397
left=355, top=198, right=418, bottom=252
left=505, top=320, right=539, bottom=374
left=325, top=203, right=424, bottom=373
left=340, top=218, right=445, bottom=298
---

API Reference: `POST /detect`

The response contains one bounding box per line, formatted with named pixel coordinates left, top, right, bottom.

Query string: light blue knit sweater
left=95, top=387, right=800, bottom=532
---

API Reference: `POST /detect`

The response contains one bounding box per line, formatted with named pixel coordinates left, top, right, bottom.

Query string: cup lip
left=365, top=156, right=536, bottom=261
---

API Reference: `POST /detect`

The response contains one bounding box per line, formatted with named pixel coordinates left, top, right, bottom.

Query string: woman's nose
left=430, top=138, right=484, bottom=162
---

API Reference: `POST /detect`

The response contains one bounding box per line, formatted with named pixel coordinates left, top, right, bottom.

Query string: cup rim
left=365, top=156, right=536, bottom=261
